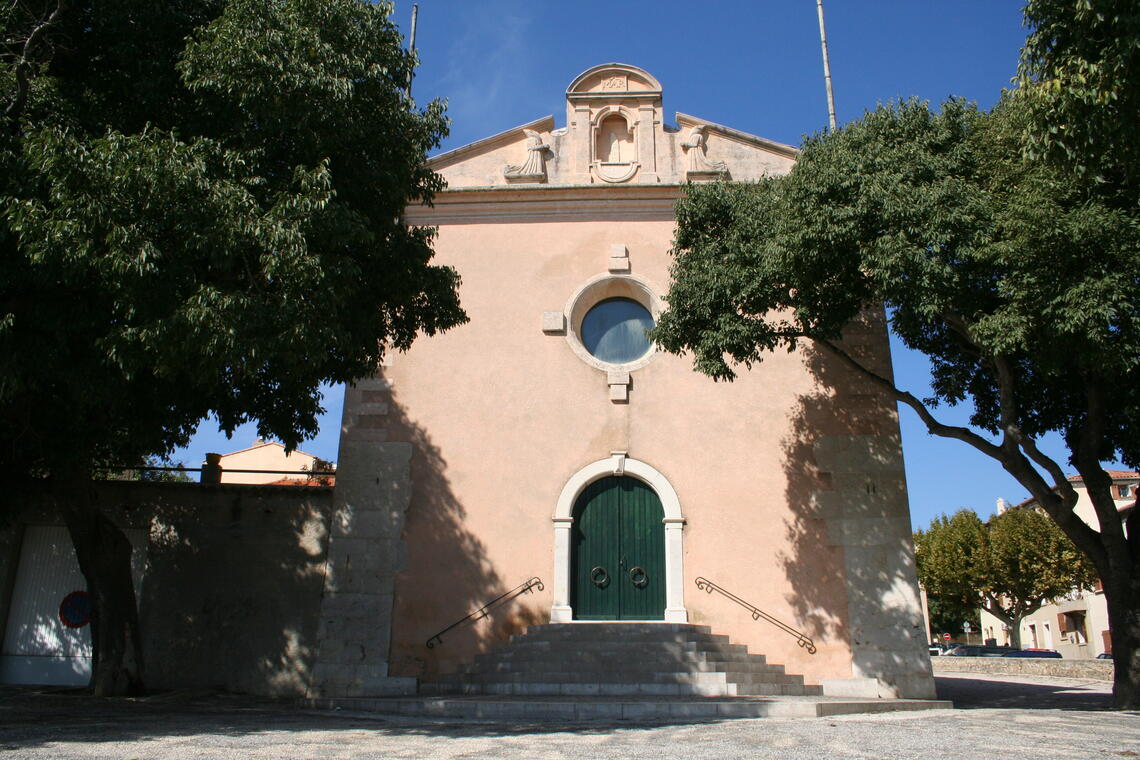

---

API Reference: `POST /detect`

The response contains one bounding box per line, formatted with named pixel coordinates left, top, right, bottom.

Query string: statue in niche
left=598, top=115, right=634, bottom=163
left=504, top=129, right=554, bottom=182
left=681, top=124, right=728, bottom=175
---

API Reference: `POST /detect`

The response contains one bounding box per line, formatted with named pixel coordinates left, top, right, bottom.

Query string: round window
left=580, top=297, right=655, bottom=364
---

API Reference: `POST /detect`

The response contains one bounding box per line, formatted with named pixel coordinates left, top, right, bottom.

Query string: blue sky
left=176, top=1, right=1087, bottom=530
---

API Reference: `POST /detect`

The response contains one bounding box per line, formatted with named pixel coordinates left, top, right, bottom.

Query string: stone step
left=482, top=640, right=757, bottom=659
left=419, top=678, right=824, bottom=698
left=467, top=681, right=742, bottom=697
left=734, top=682, right=823, bottom=697
left=454, top=668, right=804, bottom=687
left=470, top=647, right=772, bottom=668
left=306, top=694, right=954, bottom=721
left=511, top=628, right=726, bottom=644
left=420, top=623, right=820, bottom=702
left=427, top=680, right=824, bottom=698
left=458, top=671, right=731, bottom=685
left=519, top=623, right=714, bottom=637
left=463, top=658, right=784, bottom=676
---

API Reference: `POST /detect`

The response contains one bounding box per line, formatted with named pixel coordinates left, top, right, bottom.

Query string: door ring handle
left=629, top=566, right=648, bottom=588
left=590, top=566, right=610, bottom=588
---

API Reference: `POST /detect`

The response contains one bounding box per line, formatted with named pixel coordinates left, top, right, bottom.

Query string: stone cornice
left=405, top=184, right=682, bottom=225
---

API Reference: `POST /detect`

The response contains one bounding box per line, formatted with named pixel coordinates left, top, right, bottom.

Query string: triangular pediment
left=424, top=65, right=798, bottom=191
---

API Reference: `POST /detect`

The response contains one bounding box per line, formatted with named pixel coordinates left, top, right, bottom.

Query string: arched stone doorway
left=551, top=454, right=686, bottom=623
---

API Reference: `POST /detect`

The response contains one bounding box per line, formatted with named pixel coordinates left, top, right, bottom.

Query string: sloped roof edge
left=217, top=439, right=320, bottom=461
left=675, top=112, right=799, bottom=158
left=427, top=115, right=556, bottom=170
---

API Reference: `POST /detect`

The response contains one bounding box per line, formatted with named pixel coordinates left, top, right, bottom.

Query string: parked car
left=1097, top=652, right=1113, bottom=660
left=943, top=645, right=1013, bottom=657
left=928, top=644, right=952, bottom=656
left=1003, top=648, right=1062, bottom=658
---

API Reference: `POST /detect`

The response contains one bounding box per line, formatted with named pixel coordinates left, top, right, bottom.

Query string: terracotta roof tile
left=1014, top=470, right=1137, bottom=509
left=263, top=477, right=335, bottom=487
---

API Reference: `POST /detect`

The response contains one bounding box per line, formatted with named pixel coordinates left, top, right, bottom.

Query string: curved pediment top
left=566, top=63, right=662, bottom=99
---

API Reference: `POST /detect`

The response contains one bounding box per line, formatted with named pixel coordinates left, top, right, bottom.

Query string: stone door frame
left=551, top=454, right=686, bottom=623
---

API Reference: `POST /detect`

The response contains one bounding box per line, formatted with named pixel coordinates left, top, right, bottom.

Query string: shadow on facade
left=137, top=483, right=333, bottom=696
left=379, top=383, right=536, bottom=681
left=779, top=322, right=929, bottom=688
left=0, top=482, right=333, bottom=696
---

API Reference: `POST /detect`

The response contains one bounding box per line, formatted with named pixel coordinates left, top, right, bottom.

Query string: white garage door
left=1, top=525, right=146, bottom=686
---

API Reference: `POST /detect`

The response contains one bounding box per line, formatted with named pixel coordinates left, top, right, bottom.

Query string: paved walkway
left=0, top=675, right=1136, bottom=759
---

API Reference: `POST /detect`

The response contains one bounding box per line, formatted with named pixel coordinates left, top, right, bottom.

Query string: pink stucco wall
left=334, top=64, right=931, bottom=697
left=376, top=213, right=886, bottom=687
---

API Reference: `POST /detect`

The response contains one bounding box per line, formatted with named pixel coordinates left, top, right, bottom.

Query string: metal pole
left=409, top=3, right=419, bottom=53
left=816, top=0, right=838, bottom=132
left=406, top=3, right=418, bottom=99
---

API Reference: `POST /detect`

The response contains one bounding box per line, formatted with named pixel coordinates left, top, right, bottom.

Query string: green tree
left=653, top=95, right=1140, bottom=704
left=1, top=0, right=465, bottom=695
left=1018, top=0, right=1140, bottom=184
left=914, top=511, right=987, bottom=638
left=924, top=594, right=978, bottom=643
left=916, top=508, right=1097, bottom=648
left=97, top=456, right=195, bottom=483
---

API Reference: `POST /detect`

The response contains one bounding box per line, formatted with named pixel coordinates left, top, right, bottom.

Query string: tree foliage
left=916, top=508, right=1097, bottom=647
left=654, top=26, right=1140, bottom=705
left=914, top=511, right=987, bottom=636
left=1, top=0, right=465, bottom=694
left=1018, top=0, right=1140, bottom=183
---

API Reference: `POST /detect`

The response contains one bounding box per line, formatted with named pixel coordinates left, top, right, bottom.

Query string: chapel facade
left=309, top=64, right=935, bottom=700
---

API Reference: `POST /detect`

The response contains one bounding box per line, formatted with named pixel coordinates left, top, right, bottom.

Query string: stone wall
left=931, top=656, right=1114, bottom=682
left=0, top=480, right=333, bottom=696
left=307, top=391, right=418, bottom=697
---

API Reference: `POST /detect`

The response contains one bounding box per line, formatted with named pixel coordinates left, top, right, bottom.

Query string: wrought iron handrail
left=425, top=577, right=544, bottom=649
left=695, top=576, right=817, bottom=654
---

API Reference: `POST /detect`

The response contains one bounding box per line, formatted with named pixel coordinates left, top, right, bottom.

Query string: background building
left=214, top=440, right=326, bottom=485
left=980, top=471, right=1137, bottom=657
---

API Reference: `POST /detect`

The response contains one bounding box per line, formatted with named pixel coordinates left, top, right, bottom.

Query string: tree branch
left=990, top=354, right=1022, bottom=457
left=1073, top=378, right=1128, bottom=549
left=816, top=335, right=1109, bottom=567
left=3, top=0, right=65, bottom=128
left=814, top=338, right=1005, bottom=459
left=1014, top=432, right=1077, bottom=502
left=939, top=310, right=986, bottom=361
left=982, top=593, right=1013, bottom=626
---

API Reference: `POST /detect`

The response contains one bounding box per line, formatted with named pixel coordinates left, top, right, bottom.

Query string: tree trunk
left=55, top=475, right=145, bottom=696
left=1105, top=577, right=1140, bottom=709
left=1006, top=621, right=1022, bottom=650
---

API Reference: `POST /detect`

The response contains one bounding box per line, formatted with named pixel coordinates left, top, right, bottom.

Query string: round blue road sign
left=59, top=590, right=92, bottom=628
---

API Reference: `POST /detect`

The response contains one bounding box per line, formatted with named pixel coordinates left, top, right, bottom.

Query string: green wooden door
left=571, top=476, right=665, bottom=620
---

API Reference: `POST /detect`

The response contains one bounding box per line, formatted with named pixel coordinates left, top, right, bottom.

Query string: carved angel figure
left=680, top=124, right=728, bottom=174
left=504, top=129, right=553, bottom=181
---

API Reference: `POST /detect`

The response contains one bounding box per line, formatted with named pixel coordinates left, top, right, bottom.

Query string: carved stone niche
left=565, top=63, right=663, bottom=185
left=592, top=107, right=639, bottom=183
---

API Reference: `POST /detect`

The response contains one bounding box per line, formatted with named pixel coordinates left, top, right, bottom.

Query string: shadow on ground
left=0, top=677, right=1125, bottom=751
left=0, top=686, right=704, bottom=749
left=934, top=675, right=1113, bottom=711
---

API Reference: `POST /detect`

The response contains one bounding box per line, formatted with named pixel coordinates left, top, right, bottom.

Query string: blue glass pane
left=581, top=298, right=654, bottom=363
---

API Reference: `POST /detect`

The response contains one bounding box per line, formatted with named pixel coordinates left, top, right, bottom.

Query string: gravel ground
left=0, top=674, right=1137, bottom=760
